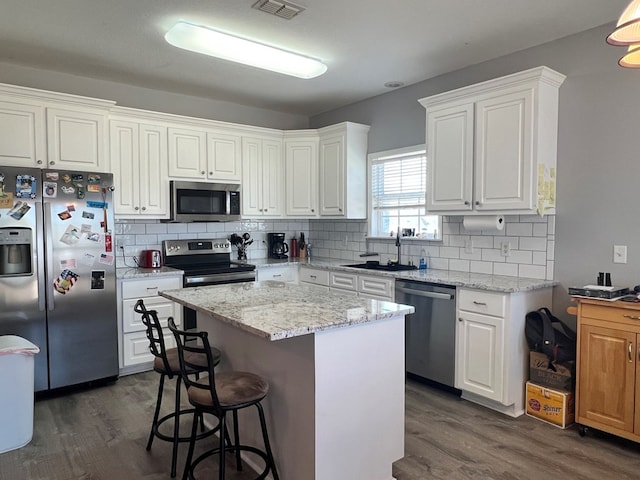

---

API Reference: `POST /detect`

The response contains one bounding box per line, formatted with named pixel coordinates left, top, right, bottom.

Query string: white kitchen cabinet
left=0, top=98, right=46, bottom=167
left=117, top=275, right=183, bottom=375
left=284, top=131, right=318, bottom=217
left=305, top=267, right=394, bottom=300
left=207, top=130, right=242, bottom=182
left=419, top=66, right=565, bottom=215
left=257, top=264, right=298, bottom=283
left=242, top=135, right=284, bottom=217
left=455, top=286, right=552, bottom=417
left=357, top=274, right=394, bottom=300
left=47, top=106, right=110, bottom=171
left=329, top=271, right=358, bottom=292
left=110, top=113, right=168, bottom=218
left=299, top=266, right=330, bottom=291
left=167, top=125, right=207, bottom=179
left=318, top=122, right=370, bottom=218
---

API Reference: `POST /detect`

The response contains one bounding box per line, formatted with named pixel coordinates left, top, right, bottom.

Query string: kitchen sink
left=342, top=262, right=418, bottom=272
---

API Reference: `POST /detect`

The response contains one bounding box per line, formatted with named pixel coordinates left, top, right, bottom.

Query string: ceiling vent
left=252, top=0, right=305, bottom=20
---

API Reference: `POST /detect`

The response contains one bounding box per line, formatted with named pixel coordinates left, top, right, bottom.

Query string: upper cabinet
left=284, top=131, right=319, bottom=217
left=419, top=67, right=565, bottom=216
left=167, top=124, right=242, bottom=183
left=0, top=83, right=114, bottom=171
left=110, top=109, right=169, bottom=218
left=0, top=99, right=46, bottom=167
left=318, top=122, right=370, bottom=219
left=242, top=134, right=284, bottom=217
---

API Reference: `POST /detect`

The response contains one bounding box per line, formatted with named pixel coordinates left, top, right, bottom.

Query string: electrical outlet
left=614, top=245, right=627, bottom=264
left=464, top=239, right=474, bottom=254
left=500, top=241, right=511, bottom=257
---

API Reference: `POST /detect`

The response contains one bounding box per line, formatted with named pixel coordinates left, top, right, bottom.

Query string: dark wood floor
left=2, top=371, right=640, bottom=479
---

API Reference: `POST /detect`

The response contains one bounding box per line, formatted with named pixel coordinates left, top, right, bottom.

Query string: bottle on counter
left=419, top=249, right=427, bottom=270
left=290, top=237, right=298, bottom=258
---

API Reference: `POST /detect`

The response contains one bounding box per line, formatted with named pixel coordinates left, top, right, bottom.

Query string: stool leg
left=232, top=410, right=242, bottom=471
left=256, top=402, right=279, bottom=480
left=218, top=413, right=227, bottom=480
left=170, top=375, right=183, bottom=478
left=182, top=409, right=199, bottom=480
left=147, top=373, right=166, bottom=451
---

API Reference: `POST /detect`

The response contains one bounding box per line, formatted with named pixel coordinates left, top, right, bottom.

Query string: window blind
left=371, top=151, right=426, bottom=211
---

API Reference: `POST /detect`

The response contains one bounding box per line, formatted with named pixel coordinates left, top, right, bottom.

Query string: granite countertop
left=160, top=282, right=414, bottom=341
left=116, top=266, right=184, bottom=279
left=250, top=257, right=556, bottom=293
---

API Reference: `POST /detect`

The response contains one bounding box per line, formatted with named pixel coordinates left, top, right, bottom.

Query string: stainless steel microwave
left=168, top=181, right=241, bottom=222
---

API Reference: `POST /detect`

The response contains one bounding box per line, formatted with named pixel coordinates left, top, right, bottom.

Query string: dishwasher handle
left=395, top=285, right=454, bottom=300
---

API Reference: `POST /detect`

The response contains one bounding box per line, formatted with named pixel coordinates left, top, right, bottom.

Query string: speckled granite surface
left=252, top=257, right=556, bottom=293
left=116, top=266, right=183, bottom=279
left=160, top=282, right=414, bottom=341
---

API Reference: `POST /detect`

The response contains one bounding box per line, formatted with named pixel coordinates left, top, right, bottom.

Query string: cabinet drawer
left=122, top=276, right=182, bottom=299
left=581, top=303, right=640, bottom=326
left=122, top=296, right=181, bottom=333
left=299, top=267, right=329, bottom=286
left=358, top=274, right=394, bottom=299
left=258, top=266, right=298, bottom=283
left=330, top=272, right=357, bottom=291
left=458, top=288, right=506, bottom=317
left=122, top=330, right=176, bottom=367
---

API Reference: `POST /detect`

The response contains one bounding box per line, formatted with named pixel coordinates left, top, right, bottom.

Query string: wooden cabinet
left=419, top=66, right=565, bottom=215
left=284, top=131, right=318, bottom=217
left=242, top=135, right=284, bottom=217
left=0, top=98, right=46, bottom=167
left=575, top=299, right=640, bottom=442
left=118, top=275, right=183, bottom=375
left=318, top=122, right=369, bottom=218
left=456, top=286, right=552, bottom=417
left=110, top=113, right=168, bottom=218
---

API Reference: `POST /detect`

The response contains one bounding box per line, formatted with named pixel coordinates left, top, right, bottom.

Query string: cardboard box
left=529, top=351, right=575, bottom=391
left=526, top=381, right=575, bottom=429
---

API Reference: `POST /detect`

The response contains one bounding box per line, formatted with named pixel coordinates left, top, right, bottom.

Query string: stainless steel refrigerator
left=0, top=166, right=118, bottom=391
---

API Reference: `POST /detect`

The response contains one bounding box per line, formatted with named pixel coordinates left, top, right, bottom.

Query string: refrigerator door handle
left=44, top=202, right=55, bottom=312
left=36, top=202, right=46, bottom=312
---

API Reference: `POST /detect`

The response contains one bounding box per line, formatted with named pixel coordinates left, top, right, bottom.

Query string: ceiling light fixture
left=165, top=21, right=327, bottom=79
left=607, top=0, right=640, bottom=67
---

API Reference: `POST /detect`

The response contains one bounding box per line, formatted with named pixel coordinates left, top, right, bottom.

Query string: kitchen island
left=160, top=281, right=414, bottom=480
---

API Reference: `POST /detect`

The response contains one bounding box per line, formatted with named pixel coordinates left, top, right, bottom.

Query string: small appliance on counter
left=267, top=233, right=289, bottom=259
left=139, top=249, right=162, bottom=268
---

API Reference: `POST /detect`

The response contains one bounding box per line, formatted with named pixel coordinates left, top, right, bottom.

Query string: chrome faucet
left=395, top=230, right=402, bottom=265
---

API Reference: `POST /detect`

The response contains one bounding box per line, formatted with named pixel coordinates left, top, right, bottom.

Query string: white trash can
left=0, top=335, right=40, bottom=454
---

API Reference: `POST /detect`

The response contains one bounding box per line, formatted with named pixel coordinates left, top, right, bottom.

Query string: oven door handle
left=395, top=286, right=453, bottom=300
left=184, top=271, right=255, bottom=286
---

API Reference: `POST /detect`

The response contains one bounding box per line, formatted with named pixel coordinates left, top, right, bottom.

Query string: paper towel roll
left=462, top=215, right=505, bottom=232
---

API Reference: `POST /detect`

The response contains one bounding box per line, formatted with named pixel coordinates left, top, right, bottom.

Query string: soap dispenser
left=419, top=249, right=427, bottom=270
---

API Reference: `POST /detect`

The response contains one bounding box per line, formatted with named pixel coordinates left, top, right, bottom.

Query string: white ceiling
left=0, top=0, right=628, bottom=116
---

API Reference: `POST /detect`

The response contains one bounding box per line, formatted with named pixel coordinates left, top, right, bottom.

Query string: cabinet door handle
left=310, top=275, right=317, bottom=279
left=458, top=317, right=463, bottom=322
left=624, top=314, right=640, bottom=320
left=475, top=201, right=480, bottom=206
left=629, top=342, right=633, bottom=362
left=473, top=301, right=487, bottom=306
left=273, top=274, right=282, bottom=278
left=201, top=170, right=205, bottom=175
left=464, top=201, right=470, bottom=206
left=146, top=287, right=159, bottom=293
left=37, top=159, right=43, bottom=165
left=141, top=206, right=146, bottom=211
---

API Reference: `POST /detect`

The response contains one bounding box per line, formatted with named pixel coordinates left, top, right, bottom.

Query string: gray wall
left=311, top=23, right=640, bottom=326
left=0, top=61, right=308, bottom=130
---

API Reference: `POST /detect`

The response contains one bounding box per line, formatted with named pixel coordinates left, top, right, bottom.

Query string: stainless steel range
left=162, top=238, right=256, bottom=328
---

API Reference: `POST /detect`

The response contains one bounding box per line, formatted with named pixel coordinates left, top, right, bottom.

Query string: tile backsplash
left=116, top=215, right=554, bottom=280
left=308, top=215, right=555, bottom=280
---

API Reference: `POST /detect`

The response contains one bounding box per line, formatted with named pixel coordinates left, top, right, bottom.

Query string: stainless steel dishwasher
left=395, top=280, right=457, bottom=389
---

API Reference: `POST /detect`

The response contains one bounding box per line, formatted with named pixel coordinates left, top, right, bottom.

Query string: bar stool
left=168, top=318, right=279, bottom=480
left=134, top=299, right=222, bottom=477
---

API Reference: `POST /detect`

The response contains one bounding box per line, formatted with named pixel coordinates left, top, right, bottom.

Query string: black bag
left=525, top=307, right=576, bottom=365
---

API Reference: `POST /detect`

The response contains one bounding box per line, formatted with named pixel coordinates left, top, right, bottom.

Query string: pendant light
left=607, top=1, right=640, bottom=67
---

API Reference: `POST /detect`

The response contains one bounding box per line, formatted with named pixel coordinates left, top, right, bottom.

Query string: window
left=369, top=145, right=441, bottom=239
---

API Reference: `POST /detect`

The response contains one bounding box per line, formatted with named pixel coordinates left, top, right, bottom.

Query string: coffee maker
left=267, top=233, right=289, bottom=259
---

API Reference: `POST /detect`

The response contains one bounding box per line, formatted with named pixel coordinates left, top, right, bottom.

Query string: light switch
left=613, top=245, right=627, bottom=264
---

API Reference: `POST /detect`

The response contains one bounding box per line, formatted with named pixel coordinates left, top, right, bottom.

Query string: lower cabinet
left=118, top=275, right=183, bottom=375
left=576, top=300, right=640, bottom=442
left=455, top=287, right=552, bottom=417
